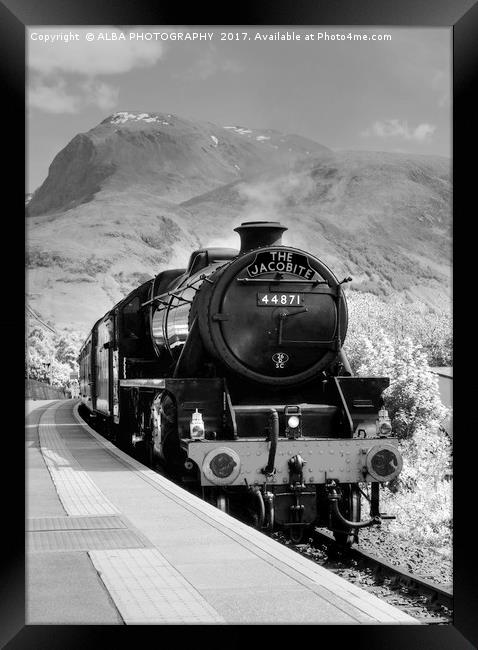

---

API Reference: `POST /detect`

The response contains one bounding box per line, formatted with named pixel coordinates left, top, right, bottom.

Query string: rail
left=312, top=528, right=452, bottom=610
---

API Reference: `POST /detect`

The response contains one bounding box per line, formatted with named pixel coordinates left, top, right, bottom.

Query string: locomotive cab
left=186, top=247, right=238, bottom=276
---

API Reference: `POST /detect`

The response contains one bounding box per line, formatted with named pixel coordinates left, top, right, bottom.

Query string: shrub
left=345, top=291, right=452, bottom=367
left=26, top=320, right=84, bottom=389
left=344, top=295, right=452, bottom=552
left=379, top=428, right=452, bottom=550
left=395, top=426, right=452, bottom=491
left=353, top=330, right=448, bottom=440
left=367, top=470, right=452, bottom=550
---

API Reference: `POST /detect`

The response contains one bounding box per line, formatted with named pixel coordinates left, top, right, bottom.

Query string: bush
left=26, top=320, right=84, bottom=390
left=353, top=330, right=448, bottom=440
left=345, top=292, right=452, bottom=367
left=344, top=292, right=452, bottom=551
left=379, top=429, right=452, bottom=549
left=395, top=426, right=452, bottom=491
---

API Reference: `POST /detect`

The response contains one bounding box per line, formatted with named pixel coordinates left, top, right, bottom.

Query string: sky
left=27, top=26, right=451, bottom=193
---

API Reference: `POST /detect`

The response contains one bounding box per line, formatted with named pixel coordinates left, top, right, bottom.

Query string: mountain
left=28, top=112, right=330, bottom=216
left=26, top=111, right=451, bottom=333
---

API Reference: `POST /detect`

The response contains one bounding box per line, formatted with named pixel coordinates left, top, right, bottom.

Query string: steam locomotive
left=79, top=221, right=403, bottom=544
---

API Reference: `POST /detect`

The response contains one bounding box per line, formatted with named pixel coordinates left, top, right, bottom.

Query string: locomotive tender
left=79, top=221, right=403, bottom=544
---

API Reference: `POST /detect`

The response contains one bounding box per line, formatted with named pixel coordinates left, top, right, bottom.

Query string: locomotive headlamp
left=379, top=422, right=392, bottom=436
left=376, top=408, right=392, bottom=437
left=285, top=405, right=302, bottom=439
left=202, top=447, right=241, bottom=485
left=190, top=408, right=205, bottom=440
left=365, top=444, right=403, bottom=482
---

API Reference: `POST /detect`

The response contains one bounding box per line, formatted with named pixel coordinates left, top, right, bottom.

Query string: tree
left=345, top=292, right=452, bottom=367
left=26, top=318, right=84, bottom=389
left=353, top=330, right=448, bottom=440
left=346, top=314, right=452, bottom=551
left=55, top=329, right=84, bottom=370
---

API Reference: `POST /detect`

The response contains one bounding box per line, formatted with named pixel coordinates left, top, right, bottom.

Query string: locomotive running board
left=119, top=379, right=166, bottom=389
left=185, top=437, right=401, bottom=487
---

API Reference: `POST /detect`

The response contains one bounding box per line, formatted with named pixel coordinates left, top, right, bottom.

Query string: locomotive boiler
left=79, top=221, right=403, bottom=544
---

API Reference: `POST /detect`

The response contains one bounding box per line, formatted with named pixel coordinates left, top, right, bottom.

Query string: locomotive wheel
left=215, top=493, right=229, bottom=514
left=117, top=390, right=138, bottom=452
left=145, top=438, right=154, bottom=468
left=117, top=407, right=133, bottom=451
left=263, top=493, right=275, bottom=532
left=251, top=512, right=264, bottom=530
left=290, top=527, right=304, bottom=543
left=333, top=484, right=361, bottom=547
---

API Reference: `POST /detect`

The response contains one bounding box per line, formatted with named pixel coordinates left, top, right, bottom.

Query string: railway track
left=308, top=528, right=452, bottom=616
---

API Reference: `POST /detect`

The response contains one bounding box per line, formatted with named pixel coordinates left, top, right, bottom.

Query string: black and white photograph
left=23, top=21, right=456, bottom=630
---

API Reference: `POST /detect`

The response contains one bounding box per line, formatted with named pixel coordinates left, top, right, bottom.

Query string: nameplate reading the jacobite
left=246, top=251, right=317, bottom=279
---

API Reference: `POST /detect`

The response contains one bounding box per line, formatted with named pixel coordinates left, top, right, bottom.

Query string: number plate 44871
left=257, top=293, right=304, bottom=306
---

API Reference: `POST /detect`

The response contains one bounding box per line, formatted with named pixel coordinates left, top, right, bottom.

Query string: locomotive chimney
left=234, top=221, right=288, bottom=253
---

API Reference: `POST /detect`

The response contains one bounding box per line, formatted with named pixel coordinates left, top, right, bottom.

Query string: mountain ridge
left=26, top=111, right=451, bottom=333
left=28, top=111, right=331, bottom=217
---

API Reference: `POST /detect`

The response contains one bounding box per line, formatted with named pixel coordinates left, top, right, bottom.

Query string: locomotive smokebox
left=234, top=221, right=288, bottom=254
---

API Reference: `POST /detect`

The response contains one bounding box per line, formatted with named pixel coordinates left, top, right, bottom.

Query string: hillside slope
left=26, top=112, right=451, bottom=333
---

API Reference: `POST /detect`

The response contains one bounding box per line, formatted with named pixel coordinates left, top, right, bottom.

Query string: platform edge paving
left=89, top=548, right=225, bottom=624
left=38, top=401, right=119, bottom=516
left=26, top=402, right=69, bottom=518
left=68, top=402, right=418, bottom=625
left=26, top=515, right=128, bottom=531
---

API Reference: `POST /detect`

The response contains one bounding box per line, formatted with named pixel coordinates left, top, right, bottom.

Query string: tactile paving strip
left=37, top=402, right=119, bottom=516
left=28, top=529, right=146, bottom=552
left=89, top=548, right=224, bottom=624
left=27, top=516, right=127, bottom=531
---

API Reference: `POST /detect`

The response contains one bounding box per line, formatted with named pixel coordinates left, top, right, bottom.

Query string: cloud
left=29, top=77, right=119, bottom=114
left=28, top=27, right=165, bottom=76
left=361, top=119, right=436, bottom=142
left=80, top=79, right=119, bottom=110
left=28, top=27, right=164, bottom=114
left=176, top=45, right=244, bottom=80
left=29, top=78, right=79, bottom=114
left=196, top=55, right=243, bottom=80
left=431, top=69, right=450, bottom=109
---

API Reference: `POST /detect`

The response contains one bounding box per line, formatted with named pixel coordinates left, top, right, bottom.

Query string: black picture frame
left=4, top=0, right=476, bottom=647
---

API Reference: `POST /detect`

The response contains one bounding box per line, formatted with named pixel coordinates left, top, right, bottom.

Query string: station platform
left=26, top=399, right=418, bottom=625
